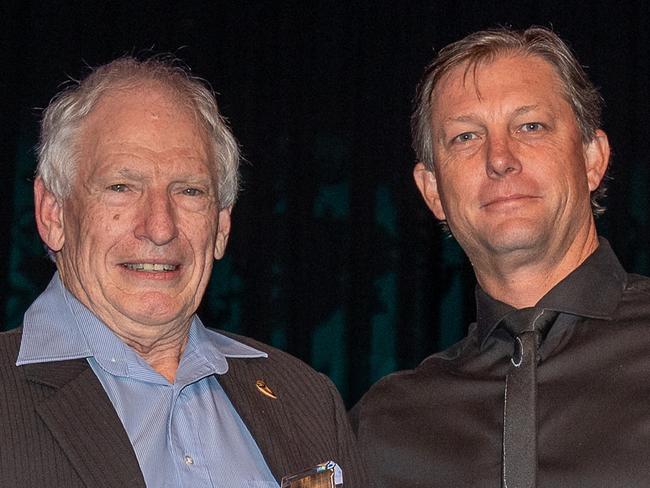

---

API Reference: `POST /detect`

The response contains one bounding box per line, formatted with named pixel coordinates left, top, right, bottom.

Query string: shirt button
left=184, top=455, right=194, bottom=466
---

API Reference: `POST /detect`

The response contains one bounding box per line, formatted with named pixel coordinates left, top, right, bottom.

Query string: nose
left=485, top=133, right=521, bottom=178
left=135, top=190, right=178, bottom=246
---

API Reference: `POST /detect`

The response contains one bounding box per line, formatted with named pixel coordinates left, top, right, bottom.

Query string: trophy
left=280, top=461, right=343, bottom=488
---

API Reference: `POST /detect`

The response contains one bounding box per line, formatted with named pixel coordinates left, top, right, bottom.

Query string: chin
left=479, top=222, right=548, bottom=255
left=126, top=308, right=188, bottom=328
left=120, top=295, right=192, bottom=326
left=487, top=235, right=548, bottom=257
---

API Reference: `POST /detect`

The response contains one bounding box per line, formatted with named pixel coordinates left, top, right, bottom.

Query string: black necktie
left=501, top=308, right=558, bottom=488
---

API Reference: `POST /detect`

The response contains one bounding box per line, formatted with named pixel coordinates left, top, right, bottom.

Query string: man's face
left=415, top=54, right=608, bottom=265
left=36, top=84, right=230, bottom=332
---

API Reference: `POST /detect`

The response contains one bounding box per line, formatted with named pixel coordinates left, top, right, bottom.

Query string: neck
left=118, top=326, right=190, bottom=383
left=473, top=226, right=600, bottom=309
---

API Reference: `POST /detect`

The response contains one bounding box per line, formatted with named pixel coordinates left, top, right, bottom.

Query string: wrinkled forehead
left=76, top=82, right=215, bottom=177
left=431, top=53, right=573, bottom=116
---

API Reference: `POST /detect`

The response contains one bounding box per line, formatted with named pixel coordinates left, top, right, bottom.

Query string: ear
left=214, top=207, right=232, bottom=260
left=34, top=177, right=65, bottom=252
left=584, top=129, right=610, bottom=191
left=413, top=162, right=446, bottom=220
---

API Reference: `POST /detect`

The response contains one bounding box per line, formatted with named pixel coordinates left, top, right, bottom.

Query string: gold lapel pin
left=256, top=379, right=277, bottom=399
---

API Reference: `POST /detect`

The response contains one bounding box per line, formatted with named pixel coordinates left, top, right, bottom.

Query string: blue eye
left=183, top=188, right=203, bottom=196
left=521, top=122, right=543, bottom=132
left=453, top=132, right=477, bottom=144
left=108, top=184, right=128, bottom=192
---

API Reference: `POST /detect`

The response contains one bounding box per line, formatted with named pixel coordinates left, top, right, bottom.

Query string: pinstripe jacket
left=0, top=328, right=368, bottom=487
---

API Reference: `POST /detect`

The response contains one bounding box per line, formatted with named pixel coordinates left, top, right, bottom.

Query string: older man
left=353, top=27, right=650, bottom=487
left=0, top=58, right=367, bottom=487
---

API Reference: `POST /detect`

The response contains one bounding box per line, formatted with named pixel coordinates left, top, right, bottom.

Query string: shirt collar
left=476, top=237, right=627, bottom=349
left=17, top=273, right=266, bottom=377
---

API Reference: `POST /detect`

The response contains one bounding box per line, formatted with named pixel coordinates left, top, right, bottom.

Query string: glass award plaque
left=280, top=461, right=343, bottom=488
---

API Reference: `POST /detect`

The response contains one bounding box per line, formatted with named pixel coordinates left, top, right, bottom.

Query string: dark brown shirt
left=353, top=239, right=650, bottom=487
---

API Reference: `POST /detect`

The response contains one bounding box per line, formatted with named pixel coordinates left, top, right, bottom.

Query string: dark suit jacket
left=0, top=327, right=368, bottom=487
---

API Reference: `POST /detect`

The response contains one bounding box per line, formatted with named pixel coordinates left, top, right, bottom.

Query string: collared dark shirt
left=353, top=239, right=650, bottom=487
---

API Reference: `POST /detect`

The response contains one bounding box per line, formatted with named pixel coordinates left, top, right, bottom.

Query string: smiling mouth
left=481, top=195, right=537, bottom=208
left=122, top=263, right=178, bottom=272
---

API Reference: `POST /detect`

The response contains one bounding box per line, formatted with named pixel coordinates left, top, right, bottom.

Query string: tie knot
left=501, top=307, right=558, bottom=337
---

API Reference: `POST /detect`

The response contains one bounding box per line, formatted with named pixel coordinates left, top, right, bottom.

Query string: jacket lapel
left=218, top=357, right=305, bottom=483
left=24, top=359, right=146, bottom=488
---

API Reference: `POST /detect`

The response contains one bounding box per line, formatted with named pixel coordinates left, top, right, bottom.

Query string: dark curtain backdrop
left=1, top=1, right=649, bottom=406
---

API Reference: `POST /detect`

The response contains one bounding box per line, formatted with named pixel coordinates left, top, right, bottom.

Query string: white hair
left=37, top=56, right=240, bottom=209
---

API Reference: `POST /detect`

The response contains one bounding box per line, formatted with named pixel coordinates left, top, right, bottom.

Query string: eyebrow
left=442, top=105, right=540, bottom=125
left=511, top=104, right=540, bottom=117
left=436, top=114, right=482, bottom=142
left=116, top=168, right=145, bottom=180
left=173, top=176, right=215, bottom=189
left=441, top=113, right=481, bottom=125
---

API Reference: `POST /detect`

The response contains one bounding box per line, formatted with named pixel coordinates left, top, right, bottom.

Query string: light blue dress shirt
left=17, top=273, right=279, bottom=488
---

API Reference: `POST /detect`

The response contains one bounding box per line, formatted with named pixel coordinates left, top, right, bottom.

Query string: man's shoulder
left=0, top=326, right=22, bottom=340
left=0, top=328, right=34, bottom=402
left=0, top=327, right=22, bottom=366
left=602, top=272, right=650, bottom=327
left=618, top=272, right=650, bottom=312
left=625, top=272, right=650, bottom=295
left=214, top=329, right=334, bottom=388
left=354, top=333, right=473, bottom=412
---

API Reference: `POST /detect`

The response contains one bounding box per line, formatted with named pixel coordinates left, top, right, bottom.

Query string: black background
left=1, top=1, right=649, bottom=405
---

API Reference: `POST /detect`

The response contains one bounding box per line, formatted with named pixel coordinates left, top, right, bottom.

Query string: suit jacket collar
left=23, top=358, right=146, bottom=488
